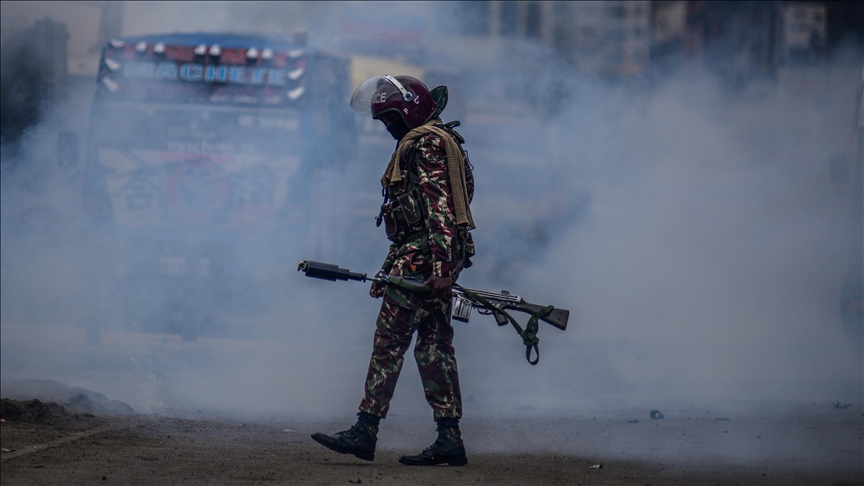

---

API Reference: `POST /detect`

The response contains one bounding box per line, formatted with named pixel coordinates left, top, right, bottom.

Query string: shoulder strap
left=398, top=142, right=421, bottom=184
left=436, top=121, right=465, bottom=145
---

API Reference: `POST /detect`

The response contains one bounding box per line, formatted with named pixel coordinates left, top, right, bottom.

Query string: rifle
left=297, top=260, right=569, bottom=365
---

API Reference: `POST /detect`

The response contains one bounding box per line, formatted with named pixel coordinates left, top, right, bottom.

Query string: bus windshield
left=91, top=101, right=303, bottom=232
left=97, top=102, right=302, bottom=156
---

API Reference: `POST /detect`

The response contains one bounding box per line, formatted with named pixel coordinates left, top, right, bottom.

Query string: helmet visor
left=350, top=76, right=387, bottom=113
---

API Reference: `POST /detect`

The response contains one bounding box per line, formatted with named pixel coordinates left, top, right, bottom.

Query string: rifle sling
left=454, top=284, right=553, bottom=365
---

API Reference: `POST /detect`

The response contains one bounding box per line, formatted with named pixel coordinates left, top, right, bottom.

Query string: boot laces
left=336, top=424, right=365, bottom=439
left=422, top=435, right=451, bottom=454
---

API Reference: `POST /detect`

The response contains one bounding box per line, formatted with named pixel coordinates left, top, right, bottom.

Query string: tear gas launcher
left=297, top=260, right=569, bottom=365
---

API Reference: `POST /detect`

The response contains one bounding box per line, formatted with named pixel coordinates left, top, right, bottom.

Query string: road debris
left=589, top=464, right=603, bottom=469
left=649, top=410, right=665, bottom=420
left=1, top=448, right=15, bottom=453
left=714, top=418, right=731, bottom=421
left=627, top=419, right=639, bottom=423
left=833, top=402, right=851, bottom=409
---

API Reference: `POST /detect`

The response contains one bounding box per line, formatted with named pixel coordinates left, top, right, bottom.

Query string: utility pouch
left=381, top=203, right=398, bottom=240
left=396, top=188, right=424, bottom=225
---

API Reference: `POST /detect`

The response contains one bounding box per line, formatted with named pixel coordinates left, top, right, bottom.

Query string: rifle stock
left=510, top=302, right=569, bottom=331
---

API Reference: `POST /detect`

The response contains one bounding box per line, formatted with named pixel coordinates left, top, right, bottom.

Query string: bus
left=82, top=33, right=353, bottom=340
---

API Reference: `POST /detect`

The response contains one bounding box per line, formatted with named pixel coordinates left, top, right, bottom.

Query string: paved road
left=1, top=403, right=861, bottom=485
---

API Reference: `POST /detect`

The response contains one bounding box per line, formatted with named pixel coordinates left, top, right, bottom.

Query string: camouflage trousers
left=358, top=280, right=462, bottom=421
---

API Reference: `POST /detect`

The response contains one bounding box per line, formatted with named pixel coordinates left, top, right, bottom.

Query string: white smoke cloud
left=1, top=2, right=861, bottom=429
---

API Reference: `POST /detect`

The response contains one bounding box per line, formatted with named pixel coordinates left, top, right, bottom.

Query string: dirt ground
left=1, top=398, right=861, bottom=486
left=1, top=324, right=861, bottom=485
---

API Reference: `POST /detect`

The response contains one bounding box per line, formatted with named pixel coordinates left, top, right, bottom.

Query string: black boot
left=399, top=418, right=467, bottom=466
left=311, top=412, right=379, bottom=461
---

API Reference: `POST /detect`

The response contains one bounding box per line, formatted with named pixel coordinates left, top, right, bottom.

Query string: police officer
left=312, top=75, right=475, bottom=466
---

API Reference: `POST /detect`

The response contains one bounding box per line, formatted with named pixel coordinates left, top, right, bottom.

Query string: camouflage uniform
left=358, top=130, right=475, bottom=421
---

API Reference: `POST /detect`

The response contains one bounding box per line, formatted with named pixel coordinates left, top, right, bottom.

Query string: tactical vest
left=377, top=122, right=473, bottom=248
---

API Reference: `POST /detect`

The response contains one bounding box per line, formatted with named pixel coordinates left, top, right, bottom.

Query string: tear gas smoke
left=1, top=1, right=861, bottom=438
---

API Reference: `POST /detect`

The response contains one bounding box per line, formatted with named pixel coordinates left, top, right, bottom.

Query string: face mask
left=382, top=116, right=410, bottom=141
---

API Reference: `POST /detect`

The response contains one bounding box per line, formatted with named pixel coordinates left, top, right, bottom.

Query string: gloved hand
left=370, top=270, right=387, bottom=298
left=423, top=274, right=452, bottom=299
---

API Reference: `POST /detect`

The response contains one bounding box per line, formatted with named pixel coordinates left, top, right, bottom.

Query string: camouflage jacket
left=381, top=132, right=475, bottom=279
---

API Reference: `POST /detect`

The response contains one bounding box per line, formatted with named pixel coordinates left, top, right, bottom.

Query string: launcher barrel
left=298, top=261, right=368, bottom=282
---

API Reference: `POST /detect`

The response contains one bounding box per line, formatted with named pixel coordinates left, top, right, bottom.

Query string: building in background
left=648, top=2, right=859, bottom=90
left=0, top=18, right=69, bottom=150
left=1, top=1, right=122, bottom=163
left=5, top=1, right=861, bottom=114
left=782, top=3, right=827, bottom=65
left=430, top=1, right=652, bottom=79
left=1, top=0, right=861, bottom=157
left=552, top=1, right=652, bottom=77
left=442, top=1, right=555, bottom=42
